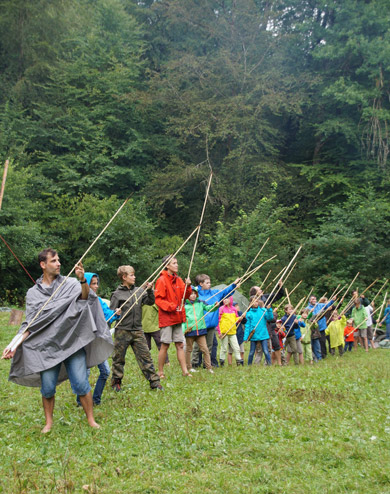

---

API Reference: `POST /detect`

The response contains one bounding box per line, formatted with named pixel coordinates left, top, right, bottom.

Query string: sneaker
left=219, top=359, right=225, bottom=367
left=208, top=369, right=214, bottom=374
left=189, top=368, right=199, bottom=373
left=152, top=384, right=164, bottom=391
left=111, top=379, right=121, bottom=392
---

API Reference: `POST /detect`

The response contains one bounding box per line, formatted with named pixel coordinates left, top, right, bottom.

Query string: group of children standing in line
left=83, top=255, right=387, bottom=405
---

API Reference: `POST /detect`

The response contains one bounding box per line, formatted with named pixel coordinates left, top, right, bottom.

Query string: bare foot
left=41, top=423, right=53, bottom=433
left=183, top=373, right=193, bottom=377
left=88, top=420, right=100, bottom=429
left=158, top=373, right=166, bottom=379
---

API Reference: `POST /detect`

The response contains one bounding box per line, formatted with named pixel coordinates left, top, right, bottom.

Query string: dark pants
left=326, top=334, right=334, bottom=355
left=211, top=333, right=219, bottom=367
left=320, top=331, right=327, bottom=359
left=344, top=341, right=353, bottom=352
left=144, top=330, right=169, bottom=363
left=111, top=329, right=160, bottom=389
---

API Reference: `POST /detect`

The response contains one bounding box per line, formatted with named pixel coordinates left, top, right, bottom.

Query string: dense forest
left=1, top=0, right=390, bottom=302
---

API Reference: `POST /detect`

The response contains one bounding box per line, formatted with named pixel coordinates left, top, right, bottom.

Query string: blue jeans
left=344, top=341, right=353, bottom=352
left=311, top=339, right=322, bottom=361
left=40, top=348, right=90, bottom=399
left=248, top=339, right=271, bottom=365
left=386, top=323, right=390, bottom=339
left=77, top=360, right=110, bottom=406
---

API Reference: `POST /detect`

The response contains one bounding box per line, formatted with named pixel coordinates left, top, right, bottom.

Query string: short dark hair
left=195, top=274, right=210, bottom=285
left=38, top=248, right=57, bottom=264
left=162, top=254, right=175, bottom=269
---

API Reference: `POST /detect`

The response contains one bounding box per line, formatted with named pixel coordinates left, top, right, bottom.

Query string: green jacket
left=182, top=300, right=217, bottom=337
left=351, top=305, right=367, bottom=329
left=142, top=304, right=159, bottom=334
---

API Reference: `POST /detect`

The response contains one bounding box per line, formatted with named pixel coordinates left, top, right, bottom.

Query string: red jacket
left=344, top=325, right=355, bottom=342
left=155, top=270, right=192, bottom=328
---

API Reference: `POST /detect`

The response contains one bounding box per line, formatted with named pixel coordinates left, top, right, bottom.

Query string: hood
left=219, top=296, right=237, bottom=315
left=84, top=272, right=99, bottom=286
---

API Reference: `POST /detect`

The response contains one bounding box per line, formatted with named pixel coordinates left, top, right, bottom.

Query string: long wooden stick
left=369, top=279, right=388, bottom=306
left=4, top=196, right=132, bottom=357
left=179, top=173, right=213, bottom=309
left=329, top=272, right=359, bottom=318
left=112, top=226, right=200, bottom=328
left=259, top=270, right=272, bottom=291
left=274, top=280, right=303, bottom=312
left=203, top=254, right=277, bottom=303
left=264, top=266, right=287, bottom=292
left=241, top=237, right=269, bottom=280
left=373, top=291, right=388, bottom=339
left=0, top=159, right=9, bottom=210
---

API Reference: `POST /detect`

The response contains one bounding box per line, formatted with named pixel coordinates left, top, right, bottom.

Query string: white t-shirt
left=365, top=305, right=373, bottom=326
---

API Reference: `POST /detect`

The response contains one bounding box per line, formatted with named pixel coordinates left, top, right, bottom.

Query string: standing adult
left=2, top=249, right=113, bottom=432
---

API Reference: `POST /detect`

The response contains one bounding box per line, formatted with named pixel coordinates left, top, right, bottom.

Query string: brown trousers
left=185, top=335, right=211, bottom=370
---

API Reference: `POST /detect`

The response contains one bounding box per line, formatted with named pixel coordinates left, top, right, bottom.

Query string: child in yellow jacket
left=325, top=312, right=346, bottom=356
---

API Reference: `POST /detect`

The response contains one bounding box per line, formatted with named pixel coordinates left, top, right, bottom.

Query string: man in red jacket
left=155, top=255, right=192, bottom=378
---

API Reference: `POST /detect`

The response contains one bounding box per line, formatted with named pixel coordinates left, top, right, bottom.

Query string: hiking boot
left=236, top=359, right=244, bottom=366
left=111, top=379, right=122, bottom=392
left=219, top=359, right=225, bottom=367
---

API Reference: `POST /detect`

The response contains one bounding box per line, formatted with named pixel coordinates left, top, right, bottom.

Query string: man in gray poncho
left=2, top=248, right=114, bottom=432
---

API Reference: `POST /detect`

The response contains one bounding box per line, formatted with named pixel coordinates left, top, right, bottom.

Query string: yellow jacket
left=325, top=315, right=347, bottom=348
left=219, top=312, right=239, bottom=336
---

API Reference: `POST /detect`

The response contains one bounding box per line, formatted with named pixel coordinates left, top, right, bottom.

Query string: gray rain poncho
left=9, top=275, right=114, bottom=387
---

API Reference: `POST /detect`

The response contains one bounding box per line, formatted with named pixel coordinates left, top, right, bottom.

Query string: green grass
left=1, top=311, right=390, bottom=493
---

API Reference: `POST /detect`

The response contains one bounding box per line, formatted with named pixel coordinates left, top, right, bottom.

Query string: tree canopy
left=1, top=0, right=389, bottom=301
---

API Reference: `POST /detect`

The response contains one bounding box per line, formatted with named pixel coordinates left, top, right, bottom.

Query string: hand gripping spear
left=3, top=195, right=131, bottom=358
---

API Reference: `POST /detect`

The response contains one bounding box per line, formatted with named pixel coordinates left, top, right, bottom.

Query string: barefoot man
left=2, top=248, right=114, bottom=432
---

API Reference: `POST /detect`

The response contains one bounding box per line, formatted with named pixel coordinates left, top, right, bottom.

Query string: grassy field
left=1, top=311, right=390, bottom=494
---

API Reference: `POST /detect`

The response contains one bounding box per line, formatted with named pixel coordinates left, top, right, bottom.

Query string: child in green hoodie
left=182, top=288, right=218, bottom=373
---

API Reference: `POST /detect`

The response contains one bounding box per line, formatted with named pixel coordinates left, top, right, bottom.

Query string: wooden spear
left=203, top=254, right=277, bottom=304
left=274, top=280, right=303, bottom=312
left=0, top=159, right=9, bottom=210
left=3, top=195, right=132, bottom=357
left=373, top=291, right=388, bottom=340
left=241, top=237, right=269, bottom=280
left=179, top=173, right=213, bottom=309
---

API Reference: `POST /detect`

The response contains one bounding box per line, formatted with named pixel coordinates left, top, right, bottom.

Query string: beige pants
left=185, top=335, right=211, bottom=370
